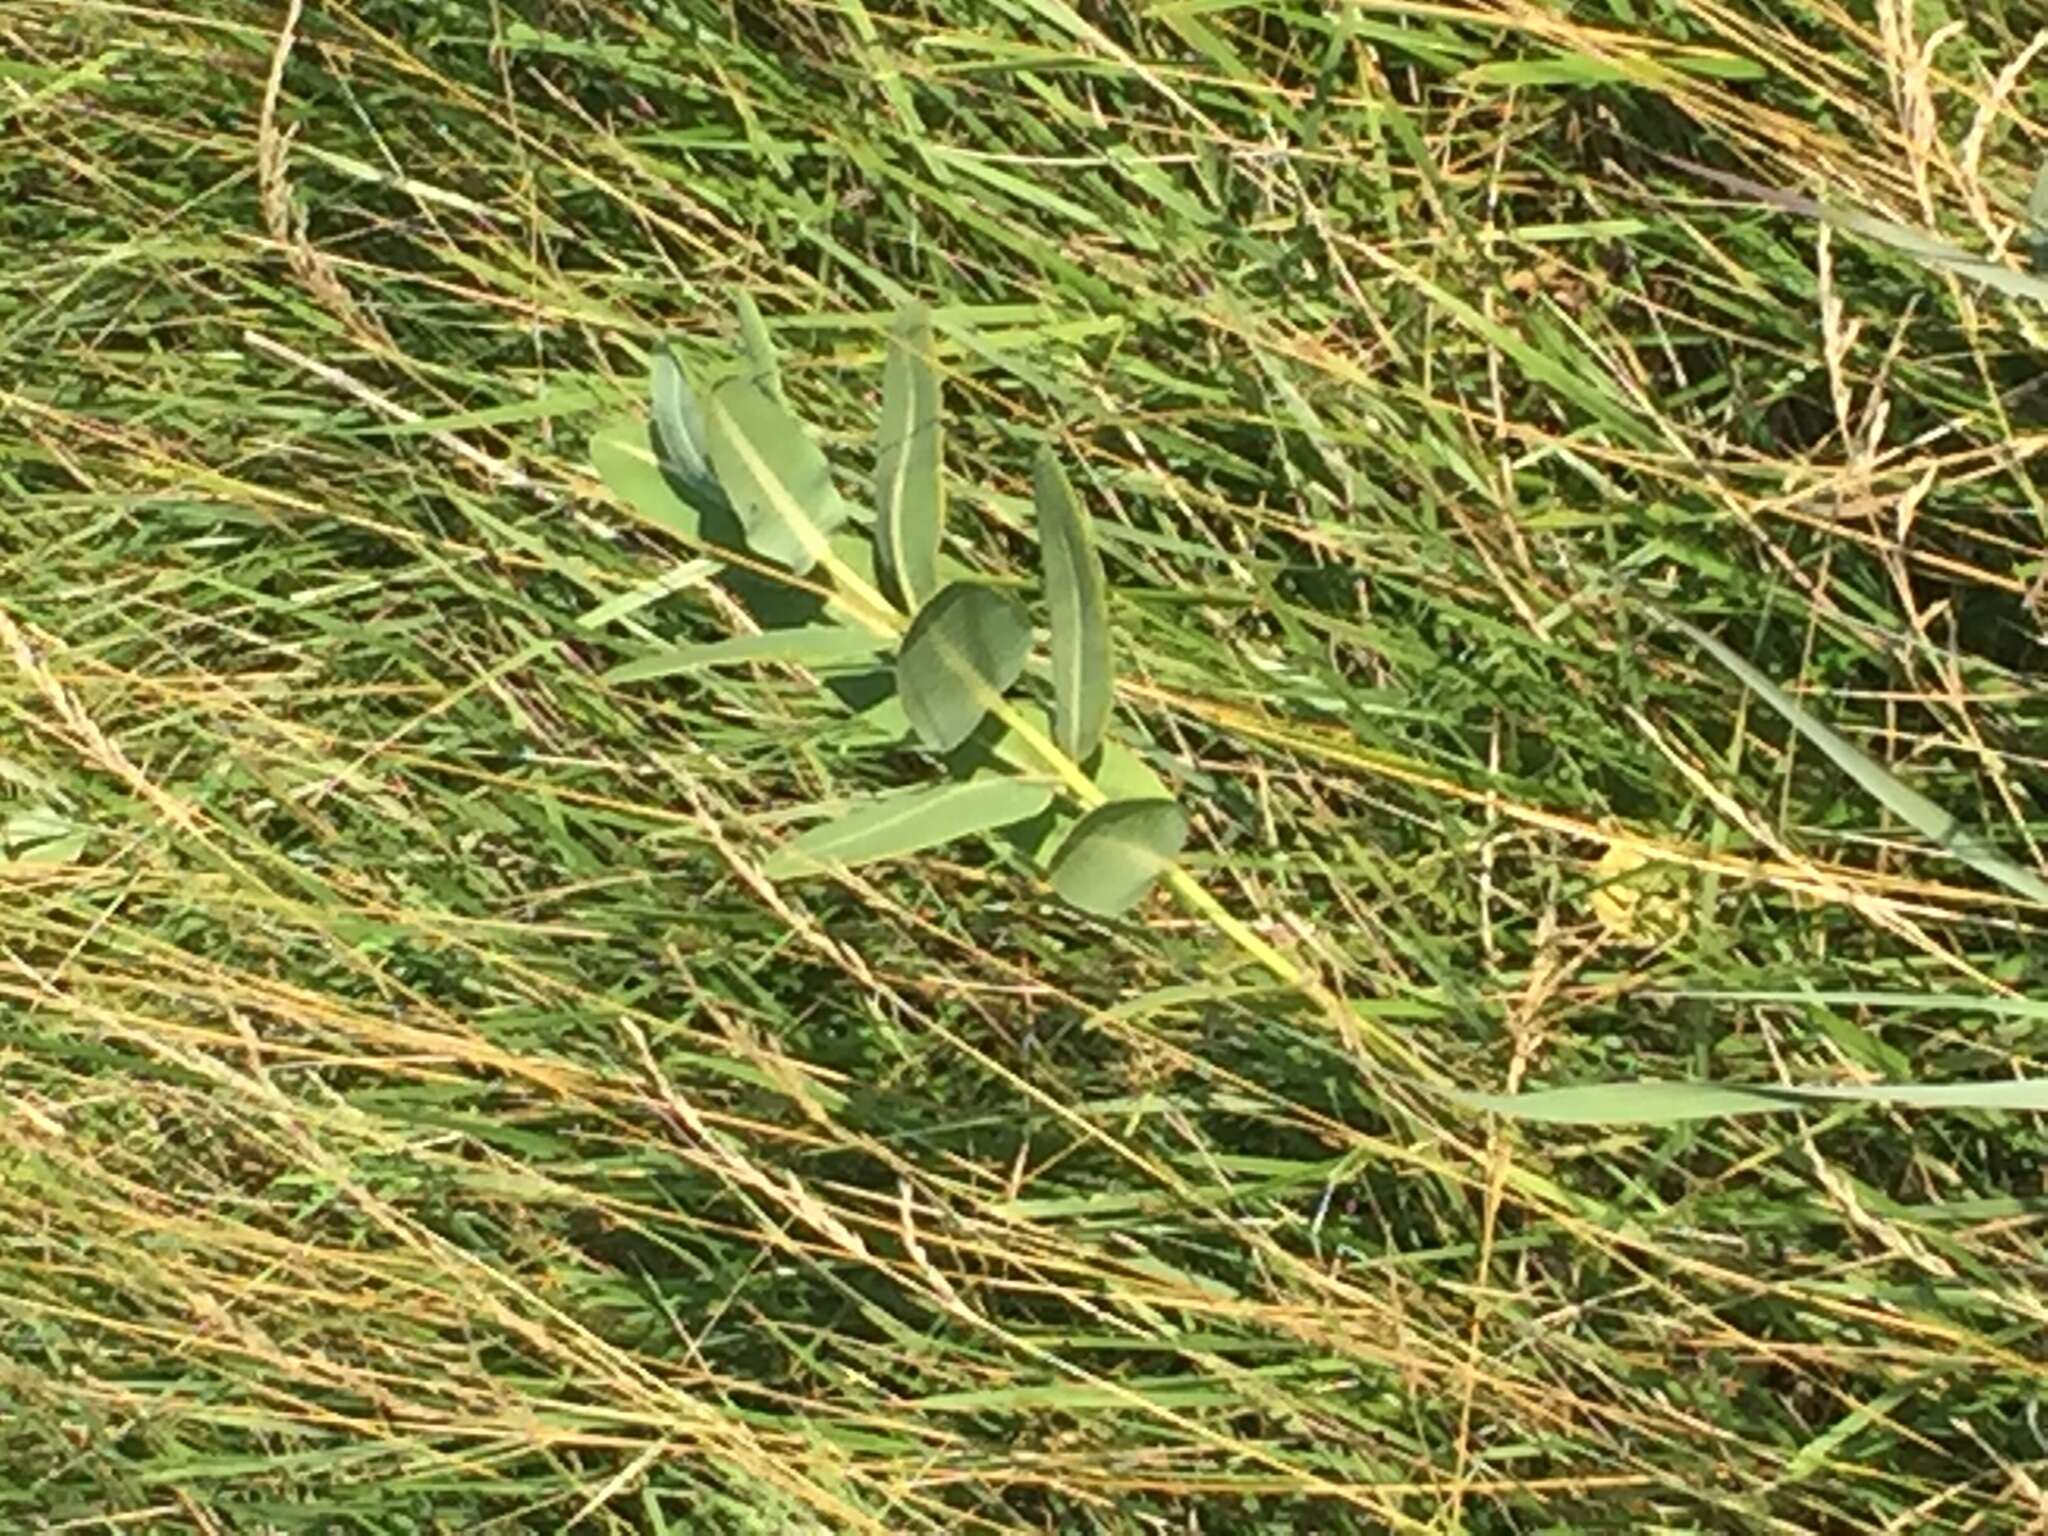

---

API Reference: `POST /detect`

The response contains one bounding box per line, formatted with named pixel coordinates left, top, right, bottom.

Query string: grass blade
left=897, top=582, right=1033, bottom=752
left=875, top=302, right=943, bottom=612
left=764, top=778, right=1054, bottom=878
left=605, top=628, right=887, bottom=684
left=1450, top=1075, right=2048, bottom=1125
left=1049, top=799, right=1187, bottom=917
left=1669, top=614, right=2048, bottom=905
left=1034, top=449, right=1113, bottom=762
left=702, top=377, right=852, bottom=575
left=1669, top=156, right=2048, bottom=304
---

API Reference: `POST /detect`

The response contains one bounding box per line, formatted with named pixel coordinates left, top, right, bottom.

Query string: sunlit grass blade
left=1033, top=449, right=1113, bottom=763
left=1450, top=1074, right=2048, bottom=1125
left=763, top=778, right=1054, bottom=878
left=1667, top=613, right=2048, bottom=905
left=24, top=3, right=2048, bottom=1528
left=875, top=301, right=943, bottom=612
left=604, top=628, right=887, bottom=684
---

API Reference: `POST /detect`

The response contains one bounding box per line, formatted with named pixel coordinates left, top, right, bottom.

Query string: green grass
left=4, top=0, right=2047, bottom=1530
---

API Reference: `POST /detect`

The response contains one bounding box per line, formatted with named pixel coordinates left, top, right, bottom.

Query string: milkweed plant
left=591, top=294, right=2048, bottom=1128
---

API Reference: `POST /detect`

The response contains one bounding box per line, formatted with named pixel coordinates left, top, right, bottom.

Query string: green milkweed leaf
left=896, top=582, right=1033, bottom=752
left=647, top=346, right=733, bottom=528
left=1093, top=736, right=1171, bottom=802
left=1668, top=613, right=2048, bottom=906
left=605, top=628, right=888, bottom=685
left=763, top=778, right=1054, bottom=879
left=1449, top=1074, right=2048, bottom=1125
left=702, top=376, right=852, bottom=575
left=1049, top=798, right=1187, bottom=916
left=590, top=417, right=723, bottom=543
left=876, top=302, right=943, bottom=612
left=965, top=700, right=1170, bottom=801
left=650, top=345, right=712, bottom=478
left=733, top=289, right=784, bottom=403
left=942, top=700, right=1173, bottom=865
left=953, top=697, right=1060, bottom=779
left=1034, top=449, right=1113, bottom=762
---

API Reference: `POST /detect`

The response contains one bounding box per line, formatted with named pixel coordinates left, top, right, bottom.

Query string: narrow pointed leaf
left=1669, top=614, right=2048, bottom=905
left=764, top=778, right=1054, bottom=879
left=590, top=417, right=719, bottom=542
left=733, top=289, right=784, bottom=403
left=875, top=302, right=943, bottom=611
left=702, top=377, right=851, bottom=574
left=897, top=582, right=1032, bottom=751
left=645, top=347, right=732, bottom=525
left=650, top=344, right=713, bottom=483
left=1049, top=798, right=1187, bottom=916
left=1034, top=449, right=1113, bottom=762
left=1449, top=1074, right=2048, bottom=1126
left=605, top=628, right=887, bottom=685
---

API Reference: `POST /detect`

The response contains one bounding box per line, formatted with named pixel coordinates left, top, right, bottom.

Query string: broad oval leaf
left=897, top=582, right=1032, bottom=752
left=875, top=302, right=943, bottom=612
left=1034, top=449, right=1113, bottom=762
left=763, top=778, right=1054, bottom=879
left=702, top=376, right=852, bottom=575
left=1049, top=798, right=1187, bottom=917
left=605, top=627, right=888, bottom=685
left=590, top=417, right=720, bottom=543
